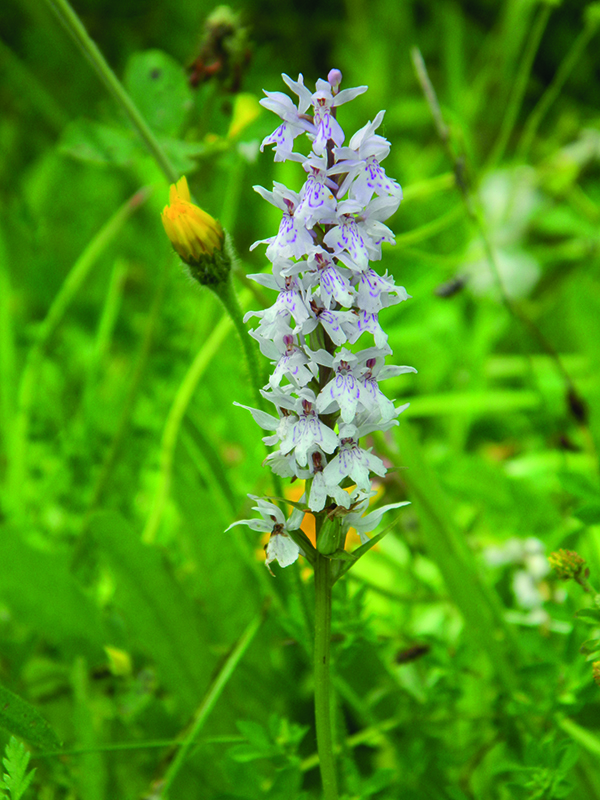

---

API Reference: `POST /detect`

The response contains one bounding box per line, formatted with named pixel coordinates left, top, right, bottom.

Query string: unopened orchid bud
left=327, top=69, right=342, bottom=91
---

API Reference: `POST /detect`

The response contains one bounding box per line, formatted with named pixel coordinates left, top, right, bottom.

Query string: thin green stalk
left=79, top=263, right=168, bottom=535
left=83, top=256, right=128, bottom=409
left=401, top=171, right=455, bottom=201
left=518, top=16, right=600, bottom=160
left=141, top=268, right=281, bottom=545
left=486, top=3, right=552, bottom=169
left=160, top=605, right=268, bottom=799
left=142, top=312, right=232, bottom=544
left=211, top=276, right=265, bottom=409
left=8, top=188, right=150, bottom=516
left=0, top=224, right=16, bottom=460
left=35, top=736, right=245, bottom=759
left=314, top=552, right=338, bottom=800
left=44, top=0, right=272, bottom=413
left=0, top=38, right=68, bottom=132
left=44, top=0, right=179, bottom=184
left=558, top=717, right=600, bottom=756
left=395, top=205, right=463, bottom=249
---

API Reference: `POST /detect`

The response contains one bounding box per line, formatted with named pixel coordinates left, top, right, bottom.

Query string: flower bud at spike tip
left=161, top=176, right=230, bottom=285
left=593, top=661, right=600, bottom=687
left=328, top=69, right=342, bottom=91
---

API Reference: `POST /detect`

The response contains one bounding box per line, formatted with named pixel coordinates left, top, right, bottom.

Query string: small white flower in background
left=484, top=537, right=570, bottom=632
left=232, top=70, right=415, bottom=570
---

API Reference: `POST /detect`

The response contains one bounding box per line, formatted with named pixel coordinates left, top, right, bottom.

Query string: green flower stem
left=211, top=276, right=265, bottom=409
left=44, top=0, right=179, bottom=185
left=314, top=551, right=338, bottom=800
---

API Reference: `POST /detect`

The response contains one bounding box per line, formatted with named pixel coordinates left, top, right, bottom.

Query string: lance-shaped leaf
left=0, top=685, right=61, bottom=750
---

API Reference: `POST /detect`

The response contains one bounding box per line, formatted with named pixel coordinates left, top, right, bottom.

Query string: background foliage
left=2, top=0, right=600, bottom=797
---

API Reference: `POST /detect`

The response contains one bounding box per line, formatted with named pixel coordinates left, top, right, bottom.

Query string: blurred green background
left=2, top=0, right=600, bottom=798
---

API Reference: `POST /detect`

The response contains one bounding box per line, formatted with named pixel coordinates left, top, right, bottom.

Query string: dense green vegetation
left=2, top=0, right=600, bottom=797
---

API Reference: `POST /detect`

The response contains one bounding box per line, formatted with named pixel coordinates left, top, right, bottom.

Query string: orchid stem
left=314, top=551, right=338, bottom=800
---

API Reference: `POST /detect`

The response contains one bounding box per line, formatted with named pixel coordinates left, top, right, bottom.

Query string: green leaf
left=228, top=742, right=271, bottom=763
left=264, top=496, right=309, bottom=513
left=576, top=607, right=600, bottom=623
left=389, top=423, right=523, bottom=694
left=229, top=720, right=278, bottom=763
left=0, top=529, right=104, bottom=653
left=573, top=502, right=600, bottom=525
left=0, top=687, right=61, bottom=750
left=558, top=471, right=600, bottom=501
left=579, top=639, right=600, bottom=655
left=2, top=737, right=36, bottom=800
left=334, top=523, right=395, bottom=581
left=584, top=2, right=600, bottom=24
left=160, top=138, right=210, bottom=174
left=285, top=528, right=316, bottom=566
left=235, top=720, right=273, bottom=752
left=59, top=119, right=138, bottom=166
left=124, top=50, right=192, bottom=137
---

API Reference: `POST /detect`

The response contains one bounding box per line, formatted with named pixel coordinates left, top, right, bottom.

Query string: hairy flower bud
left=161, top=176, right=230, bottom=285
left=548, top=549, right=588, bottom=582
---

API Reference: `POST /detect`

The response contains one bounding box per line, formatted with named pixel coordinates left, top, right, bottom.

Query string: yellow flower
left=161, top=176, right=223, bottom=264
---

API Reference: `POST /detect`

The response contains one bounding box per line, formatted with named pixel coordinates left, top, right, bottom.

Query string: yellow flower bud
left=593, top=661, right=600, bottom=687
left=161, top=176, right=223, bottom=264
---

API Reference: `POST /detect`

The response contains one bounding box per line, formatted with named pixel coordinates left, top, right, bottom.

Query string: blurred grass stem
left=0, top=226, right=16, bottom=464
left=8, top=188, right=150, bottom=517
left=160, top=604, right=268, bottom=799
left=518, top=13, right=600, bottom=160
left=486, top=3, right=552, bottom=169
left=142, top=314, right=232, bottom=545
left=44, top=0, right=179, bottom=184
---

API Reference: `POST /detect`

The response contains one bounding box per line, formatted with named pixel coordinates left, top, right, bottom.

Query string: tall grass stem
left=44, top=0, right=179, bottom=184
